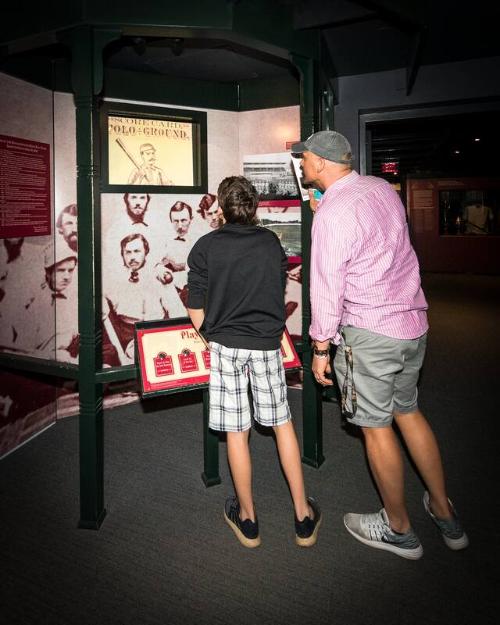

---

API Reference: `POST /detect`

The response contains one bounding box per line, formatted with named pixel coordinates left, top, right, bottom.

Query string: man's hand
left=312, top=354, right=333, bottom=386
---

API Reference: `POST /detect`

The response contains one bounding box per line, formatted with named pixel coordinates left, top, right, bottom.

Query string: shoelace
left=360, top=511, right=389, bottom=540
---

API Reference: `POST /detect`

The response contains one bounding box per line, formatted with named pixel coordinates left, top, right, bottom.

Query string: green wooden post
left=291, top=53, right=324, bottom=468
left=65, top=26, right=120, bottom=528
left=202, top=388, right=221, bottom=486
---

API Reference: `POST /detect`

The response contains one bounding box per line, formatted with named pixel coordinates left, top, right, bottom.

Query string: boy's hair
left=217, top=176, right=259, bottom=225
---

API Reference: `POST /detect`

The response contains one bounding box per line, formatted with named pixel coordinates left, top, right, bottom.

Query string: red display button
left=154, top=353, right=174, bottom=376
left=202, top=349, right=211, bottom=369
left=178, top=349, right=199, bottom=373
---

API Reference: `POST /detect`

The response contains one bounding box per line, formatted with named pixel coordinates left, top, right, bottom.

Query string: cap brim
left=291, top=141, right=307, bottom=154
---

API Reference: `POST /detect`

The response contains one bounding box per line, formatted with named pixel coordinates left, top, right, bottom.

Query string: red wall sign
left=0, top=134, right=51, bottom=238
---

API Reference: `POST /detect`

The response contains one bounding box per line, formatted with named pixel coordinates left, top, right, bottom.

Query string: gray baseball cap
left=291, top=131, right=353, bottom=164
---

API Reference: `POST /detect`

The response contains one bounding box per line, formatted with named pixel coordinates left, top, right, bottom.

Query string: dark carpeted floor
left=0, top=273, right=498, bottom=625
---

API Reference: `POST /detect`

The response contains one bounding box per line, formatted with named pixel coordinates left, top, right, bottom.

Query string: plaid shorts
left=209, top=342, right=292, bottom=432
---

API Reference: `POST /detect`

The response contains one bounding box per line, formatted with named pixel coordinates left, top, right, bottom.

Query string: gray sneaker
left=344, top=508, right=423, bottom=560
left=423, top=491, right=469, bottom=550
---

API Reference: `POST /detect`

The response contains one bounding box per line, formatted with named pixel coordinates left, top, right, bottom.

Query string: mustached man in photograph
left=103, top=232, right=184, bottom=366
left=127, top=142, right=172, bottom=186
left=56, top=203, right=78, bottom=253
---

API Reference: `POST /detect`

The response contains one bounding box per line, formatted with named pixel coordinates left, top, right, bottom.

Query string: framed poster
left=135, top=318, right=301, bottom=398
left=101, top=102, right=208, bottom=194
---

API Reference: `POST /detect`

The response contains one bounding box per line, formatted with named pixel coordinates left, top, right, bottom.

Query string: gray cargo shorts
left=334, top=326, right=427, bottom=428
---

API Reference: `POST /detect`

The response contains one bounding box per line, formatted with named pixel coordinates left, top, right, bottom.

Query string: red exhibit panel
left=0, top=134, right=51, bottom=238
left=135, top=318, right=301, bottom=397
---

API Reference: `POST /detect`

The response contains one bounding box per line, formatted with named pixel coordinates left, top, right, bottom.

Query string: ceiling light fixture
left=132, top=37, right=146, bottom=56
left=172, top=38, right=184, bottom=57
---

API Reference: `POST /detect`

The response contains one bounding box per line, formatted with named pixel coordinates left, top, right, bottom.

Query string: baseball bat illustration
left=102, top=298, right=131, bottom=365
left=115, top=137, right=141, bottom=170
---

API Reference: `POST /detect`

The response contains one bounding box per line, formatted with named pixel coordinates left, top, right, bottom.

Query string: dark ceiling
left=2, top=0, right=499, bottom=185
left=102, top=0, right=500, bottom=82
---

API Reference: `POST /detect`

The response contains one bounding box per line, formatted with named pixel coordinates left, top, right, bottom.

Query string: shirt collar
left=321, top=170, right=358, bottom=202
left=221, top=223, right=258, bottom=231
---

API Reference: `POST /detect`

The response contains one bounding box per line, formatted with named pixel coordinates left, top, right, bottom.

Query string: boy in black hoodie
left=187, top=176, right=321, bottom=548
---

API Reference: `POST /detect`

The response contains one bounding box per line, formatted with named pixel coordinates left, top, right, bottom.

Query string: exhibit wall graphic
left=256, top=199, right=302, bottom=343
left=0, top=70, right=302, bottom=457
left=101, top=191, right=218, bottom=367
left=243, top=152, right=299, bottom=200
left=0, top=73, right=59, bottom=457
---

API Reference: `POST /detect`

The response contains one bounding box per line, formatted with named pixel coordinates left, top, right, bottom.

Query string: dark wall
left=334, top=56, right=500, bottom=166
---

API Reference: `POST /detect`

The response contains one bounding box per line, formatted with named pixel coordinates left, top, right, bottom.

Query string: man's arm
left=310, top=211, right=355, bottom=385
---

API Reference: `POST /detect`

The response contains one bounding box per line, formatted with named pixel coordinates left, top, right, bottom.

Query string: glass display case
left=439, top=188, right=500, bottom=236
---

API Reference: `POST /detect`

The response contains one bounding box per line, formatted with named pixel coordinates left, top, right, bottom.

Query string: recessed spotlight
left=453, top=149, right=460, bottom=154
left=474, top=137, right=481, bottom=142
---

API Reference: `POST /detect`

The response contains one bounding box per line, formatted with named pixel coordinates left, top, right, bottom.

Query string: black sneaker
left=224, top=496, right=261, bottom=548
left=295, top=497, right=322, bottom=547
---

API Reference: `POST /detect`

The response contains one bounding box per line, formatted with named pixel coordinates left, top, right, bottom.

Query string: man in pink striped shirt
left=293, top=131, right=468, bottom=559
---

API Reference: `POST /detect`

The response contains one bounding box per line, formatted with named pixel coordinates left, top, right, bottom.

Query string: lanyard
left=341, top=331, right=358, bottom=417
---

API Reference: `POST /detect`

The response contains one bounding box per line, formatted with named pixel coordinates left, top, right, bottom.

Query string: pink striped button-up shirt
left=310, top=170, right=428, bottom=344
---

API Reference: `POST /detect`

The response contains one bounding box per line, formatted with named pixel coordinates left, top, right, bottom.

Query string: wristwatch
left=312, top=344, right=330, bottom=358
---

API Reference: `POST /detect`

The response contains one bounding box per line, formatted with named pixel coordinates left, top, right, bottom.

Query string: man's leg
left=227, top=429, right=255, bottom=521
left=394, top=409, right=453, bottom=519
left=361, top=425, right=411, bottom=533
left=273, top=420, right=310, bottom=520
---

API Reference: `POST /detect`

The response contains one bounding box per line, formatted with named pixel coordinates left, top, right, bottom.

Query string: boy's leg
left=227, top=429, right=255, bottom=521
left=245, top=348, right=314, bottom=522
left=209, top=342, right=258, bottom=536
left=245, top=348, right=303, bottom=515
left=394, top=409, right=453, bottom=519
left=273, top=420, right=310, bottom=521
